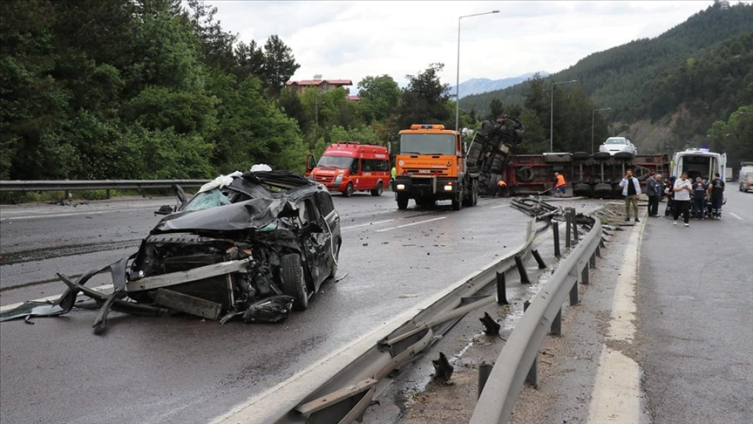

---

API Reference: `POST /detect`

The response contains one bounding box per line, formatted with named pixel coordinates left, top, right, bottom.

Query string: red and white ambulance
left=306, top=142, right=391, bottom=197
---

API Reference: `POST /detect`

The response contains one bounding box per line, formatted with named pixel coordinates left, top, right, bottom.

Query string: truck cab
left=393, top=124, right=478, bottom=210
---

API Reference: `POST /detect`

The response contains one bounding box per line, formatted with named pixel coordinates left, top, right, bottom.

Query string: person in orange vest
left=496, top=179, right=508, bottom=197
left=553, top=172, right=567, bottom=197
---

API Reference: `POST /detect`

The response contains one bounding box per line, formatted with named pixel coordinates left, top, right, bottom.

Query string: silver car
left=599, top=137, right=638, bottom=155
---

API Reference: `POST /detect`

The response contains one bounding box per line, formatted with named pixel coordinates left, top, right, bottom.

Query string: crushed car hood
left=154, top=197, right=296, bottom=233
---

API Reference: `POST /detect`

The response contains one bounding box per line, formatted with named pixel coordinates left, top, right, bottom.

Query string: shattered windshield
left=400, top=133, right=455, bottom=155
left=183, top=189, right=231, bottom=212
left=317, top=156, right=353, bottom=169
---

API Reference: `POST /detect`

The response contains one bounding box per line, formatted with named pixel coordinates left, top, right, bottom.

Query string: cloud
left=206, top=1, right=718, bottom=88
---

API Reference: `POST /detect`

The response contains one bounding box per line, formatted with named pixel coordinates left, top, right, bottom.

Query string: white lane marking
left=0, top=210, right=120, bottom=222
left=0, top=284, right=114, bottom=312
left=374, top=216, right=447, bottom=232
left=341, top=219, right=395, bottom=231
left=491, top=204, right=511, bottom=209
left=587, top=212, right=646, bottom=423
left=729, top=212, right=744, bottom=221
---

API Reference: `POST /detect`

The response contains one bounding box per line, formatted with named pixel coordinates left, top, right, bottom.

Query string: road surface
left=0, top=193, right=531, bottom=423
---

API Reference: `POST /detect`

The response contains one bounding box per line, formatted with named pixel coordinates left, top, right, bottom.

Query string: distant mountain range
left=451, top=72, right=549, bottom=99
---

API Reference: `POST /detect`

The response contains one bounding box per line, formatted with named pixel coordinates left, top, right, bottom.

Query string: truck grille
left=406, top=169, right=448, bottom=176
left=315, top=175, right=333, bottom=183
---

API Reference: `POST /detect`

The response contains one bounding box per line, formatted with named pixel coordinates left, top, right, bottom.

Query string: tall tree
left=357, top=75, right=401, bottom=122
left=263, top=35, right=300, bottom=96
left=233, top=40, right=265, bottom=82
left=397, top=63, right=451, bottom=129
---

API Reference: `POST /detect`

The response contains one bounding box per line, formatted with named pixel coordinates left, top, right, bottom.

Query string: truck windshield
left=317, top=156, right=353, bottom=169
left=400, top=134, right=456, bottom=155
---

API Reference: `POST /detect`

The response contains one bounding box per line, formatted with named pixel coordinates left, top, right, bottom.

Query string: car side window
left=350, top=159, right=360, bottom=174
left=317, top=192, right=334, bottom=217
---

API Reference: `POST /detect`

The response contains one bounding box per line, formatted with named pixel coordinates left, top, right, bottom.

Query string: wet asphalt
left=638, top=189, right=753, bottom=423
left=0, top=192, right=531, bottom=423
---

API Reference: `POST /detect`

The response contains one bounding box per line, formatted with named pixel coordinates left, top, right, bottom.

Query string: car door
left=296, top=198, right=329, bottom=292
left=316, top=191, right=340, bottom=278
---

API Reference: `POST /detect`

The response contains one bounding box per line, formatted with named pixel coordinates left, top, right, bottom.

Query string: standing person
left=664, top=176, right=676, bottom=217
left=619, top=169, right=642, bottom=222
left=692, top=177, right=706, bottom=219
left=646, top=172, right=658, bottom=217
left=707, top=172, right=725, bottom=219
left=553, top=172, right=567, bottom=197
left=390, top=165, right=396, bottom=190
left=672, top=172, right=693, bottom=226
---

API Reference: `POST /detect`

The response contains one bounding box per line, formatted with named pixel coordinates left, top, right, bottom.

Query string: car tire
left=573, top=151, right=589, bottom=161
left=343, top=182, right=354, bottom=197
left=397, top=193, right=409, bottom=210
left=280, top=253, right=308, bottom=311
left=371, top=181, right=383, bottom=196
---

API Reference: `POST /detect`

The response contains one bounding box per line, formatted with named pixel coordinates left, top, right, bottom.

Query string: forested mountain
left=450, top=72, right=547, bottom=99
left=460, top=1, right=753, bottom=166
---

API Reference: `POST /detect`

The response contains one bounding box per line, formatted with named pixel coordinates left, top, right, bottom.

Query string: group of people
left=637, top=171, right=725, bottom=226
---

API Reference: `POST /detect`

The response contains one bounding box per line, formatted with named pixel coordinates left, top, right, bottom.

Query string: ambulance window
left=350, top=159, right=360, bottom=174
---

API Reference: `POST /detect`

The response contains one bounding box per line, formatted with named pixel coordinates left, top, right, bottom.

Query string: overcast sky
left=207, top=1, right=724, bottom=90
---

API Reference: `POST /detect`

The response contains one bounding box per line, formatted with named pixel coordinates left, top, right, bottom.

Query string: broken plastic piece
left=0, top=301, right=65, bottom=322
left=242, top=295, right=295, bottom=323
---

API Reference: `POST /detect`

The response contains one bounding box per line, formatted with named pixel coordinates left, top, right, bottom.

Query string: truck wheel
left=371, top=181, right=383, bottom=196
left=452, top=190, right=463, bottom=211
left=343, top=182, right=354, bottom=197
left=280, top=253, right=308, bottom=311
left=397, top=193, right=409, bottom=210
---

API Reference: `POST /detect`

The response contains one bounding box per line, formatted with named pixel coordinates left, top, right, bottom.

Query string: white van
left=671, top=149, right=727, bottom=182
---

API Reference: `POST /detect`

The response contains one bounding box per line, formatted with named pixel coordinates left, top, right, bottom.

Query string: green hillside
left=464, top=2, right=753, bottom=118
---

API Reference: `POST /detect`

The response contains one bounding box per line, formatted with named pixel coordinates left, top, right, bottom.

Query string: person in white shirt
left=672, top=172, right=693, bottom=226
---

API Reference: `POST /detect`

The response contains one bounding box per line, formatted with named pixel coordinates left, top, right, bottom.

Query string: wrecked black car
left=1, top=171, right=342, bottom=333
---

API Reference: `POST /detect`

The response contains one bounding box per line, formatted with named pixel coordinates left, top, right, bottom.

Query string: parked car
left=1, top=171, right=342, bottom=333
left=740, top=171, right=753, bottom=192
left=599, top=137, right=638, bottom=155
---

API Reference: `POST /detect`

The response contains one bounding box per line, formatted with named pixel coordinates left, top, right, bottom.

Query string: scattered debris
left=432, top=352, right=454, bottom=383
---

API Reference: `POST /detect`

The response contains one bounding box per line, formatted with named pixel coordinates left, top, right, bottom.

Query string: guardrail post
left=581, top=262, right=590, bottom=285
left=553, top=222, right=561, bottom=258
left=595, top=245, right=602, bottom=258
left=496, top=272, right=508, bottom=305
left=570, top=280, right=579, bottom=305
left=106, top=189, right=111, bottom=199
left=565, top=214, right=572, bottom=248
left=550, top=308, right=562, bottom=336
left=478, top=362, right=493, bottom=399
left=570, top=208, right=579, bottom=245
left=515, top=255, right=531, bottom=285
left=532, top=250, right=546, bottom=269
left=526, top=356, right=537, bottom=387
left=589, top=252, right=596, bottom=269
left=523, top=300, right=531, bottom=312
left=64, top=190, right=70, bottom=200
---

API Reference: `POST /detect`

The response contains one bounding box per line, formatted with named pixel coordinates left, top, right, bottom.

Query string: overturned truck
left=1, top=171, right=342, bottom=334
left=465, top=115, right=525, bottom=196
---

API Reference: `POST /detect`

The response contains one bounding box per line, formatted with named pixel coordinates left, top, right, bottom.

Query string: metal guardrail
left=213, top=218, right=543, bottom=424
left=0, top=180, right=209, bottom=192
left=470, top=210, right=603, bottom=424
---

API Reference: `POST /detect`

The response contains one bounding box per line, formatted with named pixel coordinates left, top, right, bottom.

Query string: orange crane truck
left=393, top=124, right=479, bottom=210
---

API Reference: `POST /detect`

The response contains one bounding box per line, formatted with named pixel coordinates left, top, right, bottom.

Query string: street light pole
left=591, top=107, right=611, bottom=153
left=456, top=10, right=499, bottom=132
left=549, top=79, right=578, bottom=151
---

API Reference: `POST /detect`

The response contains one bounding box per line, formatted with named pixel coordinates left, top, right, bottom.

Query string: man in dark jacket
left=692, top=177, right=707, bottom=219
left=707, top=173, right=725, bottom=219
left=646, top=172, right=658, bottom=217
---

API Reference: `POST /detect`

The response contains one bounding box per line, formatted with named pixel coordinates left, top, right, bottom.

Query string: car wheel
left=371, top=181, right=383, bottom=196
left=343, top=182, right=354, bottom=197
left=397, top=193, right=409, bottom=210
left=280, top=253, right=308, bottom=311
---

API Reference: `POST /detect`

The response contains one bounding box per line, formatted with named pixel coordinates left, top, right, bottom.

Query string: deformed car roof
left=155, top=171, right=325, bottom=233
